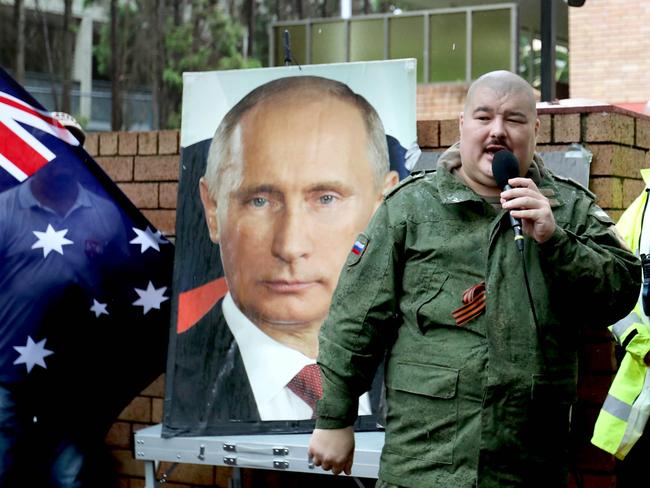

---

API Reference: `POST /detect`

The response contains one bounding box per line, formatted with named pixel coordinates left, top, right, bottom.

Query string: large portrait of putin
left=163, top=61, right=417, bottom=437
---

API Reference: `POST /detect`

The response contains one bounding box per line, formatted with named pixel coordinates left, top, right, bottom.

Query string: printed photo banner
left=163, top=60, right=417, bottom=437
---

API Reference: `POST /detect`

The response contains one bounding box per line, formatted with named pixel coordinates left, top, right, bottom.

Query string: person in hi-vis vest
left=592, top=168, right=650, bottom=487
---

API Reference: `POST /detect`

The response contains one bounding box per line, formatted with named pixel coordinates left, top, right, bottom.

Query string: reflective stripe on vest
left=612, top=312, right=640, bottom=345
left=615, top=368, right=650, bottom=459
left=602, top=393, right=632, bottom=422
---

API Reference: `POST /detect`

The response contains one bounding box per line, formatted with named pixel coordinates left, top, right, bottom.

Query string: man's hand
left=308, top=426, right=355, bottom=475
left=500, top=177, right=556, bottom=243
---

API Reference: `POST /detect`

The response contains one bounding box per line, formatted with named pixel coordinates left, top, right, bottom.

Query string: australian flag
left=0, top=67, right=173, bottom=436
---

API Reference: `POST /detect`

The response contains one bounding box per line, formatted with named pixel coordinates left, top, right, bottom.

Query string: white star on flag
left=130, top=226, right=168, bottom=253
left=90, top=299, right=109, bottom=318
left=31, top=224, right=73, bottom=257
left=13, top=336, right=54, bottom=373
left=133, top=281, right=169, bottom=315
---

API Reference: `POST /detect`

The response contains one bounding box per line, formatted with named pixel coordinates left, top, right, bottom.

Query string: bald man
left=308, top=71, right=640, bottom=487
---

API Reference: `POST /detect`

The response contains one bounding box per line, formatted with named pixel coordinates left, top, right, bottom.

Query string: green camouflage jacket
left=316, top=144, right=641, bottom=487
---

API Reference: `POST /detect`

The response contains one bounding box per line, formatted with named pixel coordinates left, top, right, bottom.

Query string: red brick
left=138, top=132, right=158, bottom=155
left=134, top=155, right=180, bottom=181
left=105, top=422, right=131, bottom=448
left=579, top=474, right=616, bottom=488
left=588, top=144, right=645, bottom=178
left=584, top=112, right=634, bottom=145
left=95, top=156, right=134, bottom=182
left=112, top=449, right=144, bottom=477
left=84, top=132, right=99, bottom=157
left=159, top=183, right=179, bottom=209
left=143, top=210, right=176, bottom=237
left=141, top=374, right=165, bottom=397
left=99, top=132, right=118, bottom=156
left=569, top=0, right=650, bottom=107
left=570, top=403, right=616, bottom=470
left=149, top=483, right=191, bottom=488
left=537, top=114, right=551, bottom=144
left=116, top=477, right=130, bottom=488
left=118, top=183, right=159, bottom=209
left=580, top=341, right=616, bottom=374
left=582, top=328, right=616, bottom=342
left=215, top=468, right=233, bottom=488
left=623, top=177, right=645, bottom=208
left=161, top=462, right=215, bottom=485
left=416, top=83, right=468, bottom=121
left=152, top=398, right=163, bottom=423
left=159, top=130, right=179, bottom=155
left=119, top=396, right=151, bottom=422
left=553, top=113, right=580, bottom=143
left=589, top=177, right=623, bottom=209
left=439, top=119, right=459, bottom=147
left=637, top=118, right=650, bottom=149
left=577, top=373, right=615, bottom=405
left=119, top=132, right=138, bottom=155
left=609, top=209, right=623, bottom=222
left=536, top=144, right=570, bottom=154
left=416, top=120, right=439, bottom=148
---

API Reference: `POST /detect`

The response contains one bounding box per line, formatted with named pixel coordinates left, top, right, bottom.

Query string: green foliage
left=93, top=1, right=150, bottom=85
left=93, top=0, right=262, bottom=129
left=163, top=0, right=261, bottom=127
left=163, top=0, right=260, bottom=91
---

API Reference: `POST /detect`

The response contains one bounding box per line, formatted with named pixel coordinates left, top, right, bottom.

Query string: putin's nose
left=271, top=205, right=312, bottom=263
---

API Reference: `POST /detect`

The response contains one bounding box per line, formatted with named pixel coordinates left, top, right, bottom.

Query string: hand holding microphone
left=491, top=150, right=556, bottom=248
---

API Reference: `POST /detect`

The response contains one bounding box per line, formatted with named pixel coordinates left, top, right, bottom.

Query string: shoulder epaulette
left=551, top=172, right=596, bottom=200
left=384, top=169, right=436, bottom=199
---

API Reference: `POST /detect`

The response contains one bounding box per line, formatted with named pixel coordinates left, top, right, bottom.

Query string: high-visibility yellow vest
left=591, top=169, right=650, bottom=460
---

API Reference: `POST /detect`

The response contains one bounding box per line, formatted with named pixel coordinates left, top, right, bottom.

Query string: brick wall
left=90, top=104, right=650, bottom=487
left=570, top=0, right=650, bottom=104
left=416, top=83, right=470, bottom=121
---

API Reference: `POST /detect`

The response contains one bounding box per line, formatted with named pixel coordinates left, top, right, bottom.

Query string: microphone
left=492, top=150, right=524, bottom=252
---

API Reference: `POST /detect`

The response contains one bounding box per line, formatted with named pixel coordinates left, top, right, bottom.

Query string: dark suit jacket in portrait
left=162, top=295, right=384, bottom=437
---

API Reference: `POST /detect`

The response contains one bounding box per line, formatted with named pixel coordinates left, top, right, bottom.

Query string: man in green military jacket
left=308, top=70, right=641, bottom=487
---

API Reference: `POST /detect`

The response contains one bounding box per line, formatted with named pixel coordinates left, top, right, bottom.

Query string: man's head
left=458, top=70, right=539, bottom=196
left=51, top=111, right=86, bottom=146
left=200, top=76, right=397, bottom=341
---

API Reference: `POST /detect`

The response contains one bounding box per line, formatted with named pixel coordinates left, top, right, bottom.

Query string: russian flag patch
left=352, top=240, right=366, bottom=255
left=347, top=233, right=369, bottom=266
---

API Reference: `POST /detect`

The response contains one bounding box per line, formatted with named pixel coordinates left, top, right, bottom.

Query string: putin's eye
left=318, top=194, right=337, bottom=205
left=250, top=197, right=268, bottom=208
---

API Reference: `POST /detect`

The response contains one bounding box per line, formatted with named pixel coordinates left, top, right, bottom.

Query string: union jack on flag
left=0, top=90, right=79, bottom=184
left=0, top=66, right=174, bottom=432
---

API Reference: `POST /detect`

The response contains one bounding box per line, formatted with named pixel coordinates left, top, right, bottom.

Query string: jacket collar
left=436, top=142, right=564, bottom=208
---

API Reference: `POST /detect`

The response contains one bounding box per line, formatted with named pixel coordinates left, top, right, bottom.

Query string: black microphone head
left=492, top=150, right=520, bottom=189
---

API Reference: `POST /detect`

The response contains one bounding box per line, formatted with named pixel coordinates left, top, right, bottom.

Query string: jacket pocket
left=415, top=271, right=456, bottom=332
left=384, top=360, right=459, bottom=465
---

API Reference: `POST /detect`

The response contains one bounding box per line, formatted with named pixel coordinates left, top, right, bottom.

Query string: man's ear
left=199, top=177, right=220, bottom=244
left=459, top=111, right=464, bottom=132
left=382, top=170, right=399, bottom=195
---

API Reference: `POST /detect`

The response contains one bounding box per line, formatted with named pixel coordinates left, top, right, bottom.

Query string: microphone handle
left=504, top=184, right=524, bottom=252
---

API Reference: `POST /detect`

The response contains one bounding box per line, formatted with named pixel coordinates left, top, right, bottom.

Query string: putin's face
left=201, top=93, right=393, bottom=340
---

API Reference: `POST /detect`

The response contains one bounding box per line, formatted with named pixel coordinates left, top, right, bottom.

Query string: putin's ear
left=382, top=170, right=399, bottom=195
left=199, top=177, right=220, bottom=244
